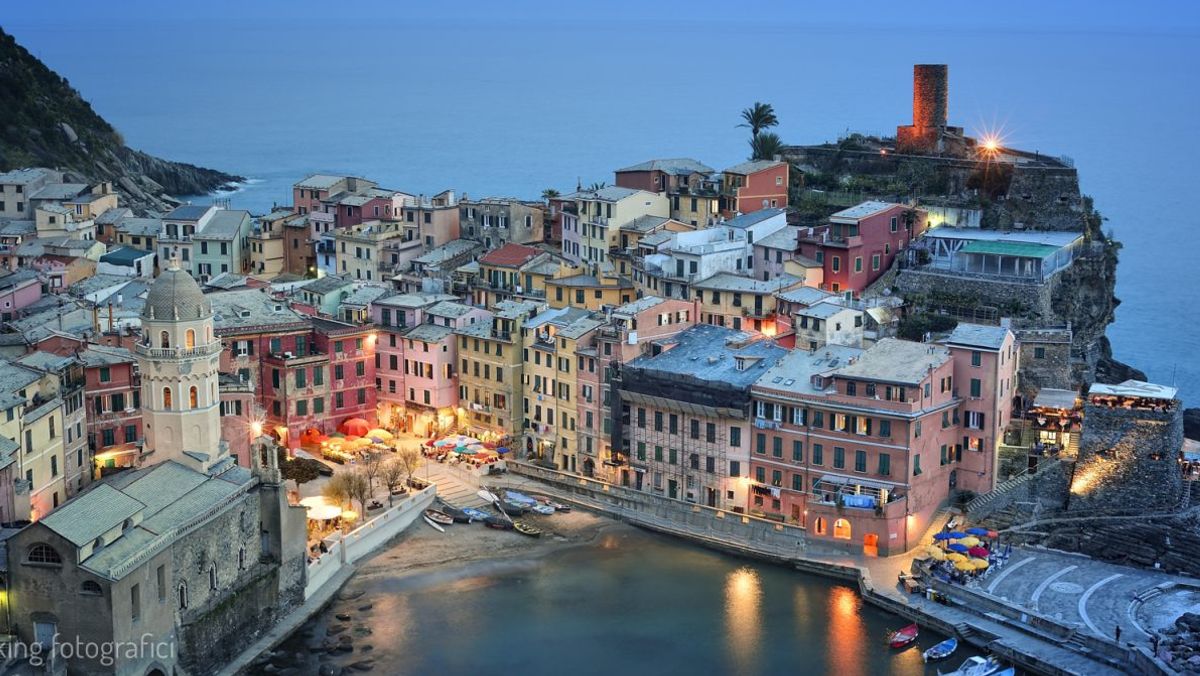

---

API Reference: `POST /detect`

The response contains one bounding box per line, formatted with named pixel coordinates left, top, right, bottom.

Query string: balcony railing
left=133, top=342, right=223, bottom=359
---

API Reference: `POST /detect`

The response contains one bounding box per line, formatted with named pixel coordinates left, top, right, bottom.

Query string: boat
left=499, top=501, right=529, bottom=516
left=503, top=490, right=539, bottom=506
left=923, top=637, right=958, bottom=662
left=529, top=494, right=571, bottom=511
left=462, top=507, right=490, bottom=521
left=422, top=515, right=445, bottom=533
left=887, top=623, right=918, bottom=648
left=439, top=505, right=473, bottom=523
left=513, top=521, right=542, bottom=538
left=424, top=509, right=454, bottom=526
left=483, top=516, right=513, bottom=530
left=938, top=655, right=1001, bottom=676
left=530, top=504, right=555, bottom=515
left=477, top=489, right=500, bottom=504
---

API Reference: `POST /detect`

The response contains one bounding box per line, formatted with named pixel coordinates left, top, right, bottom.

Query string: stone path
left=419, top=460, right=489, bottom=508
left=977, top=547, right=1186, bottom=642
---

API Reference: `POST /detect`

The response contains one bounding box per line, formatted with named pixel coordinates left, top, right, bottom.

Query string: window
left=831, top=256, right=840, bottom=273
left=855, top=450, right=867, bottom=472
left=1034, top=347, right=1046, bottom=359
left=730, top=460, right=741, bottom=477
left=970, top=378, right=982, bottom=398
left=971, top=351, right=981, bottom=367
left=913, top=454, right=922, bottom=476
left=879, top=420, right=891, bottom=437
left=636, top=442, right=646, bottom=461
left=162, top=387, right=172, bottom=409
left=879, top=453, right=891, bottom=476
left=81, top=580, right=103, bottom=596
left=654, top=411, right=663, bottom=432
left=209, top=565, right=218, bottom=591
left=854, top=257, right=862, bottom=273
left=131, top=584, right=141, bottom=622
left=872, top=254, right=881, bottom=271
left=833, top=447, right=845, bottom=469
left=756, top=433, right=766, bottom=454
left=178, top=583, right=189, bottom=610
left=99, top=367, right=110, bottom=382
left=189, top=386, right=198, bottom=409
left=755, top=467, right=766, bottom=483
left=706, top=422, right=716, bottom=443
left=812, top=443, right=823, bottom=466
left=27, top=544, right=62, bottom=565
left=940, top=444, right=949, bottom=466
left=772, top=437, right=783, bottom=458
left=160, top=330, right=170, bottom=348
left=730, top=426, right=741, bottom=447
left=792, top=441, right=803, bottom=462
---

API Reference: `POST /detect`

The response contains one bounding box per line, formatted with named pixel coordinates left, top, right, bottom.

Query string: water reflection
left=725, top=566, right=762, bottom=674
left=827, top=586, right=865, bottom=675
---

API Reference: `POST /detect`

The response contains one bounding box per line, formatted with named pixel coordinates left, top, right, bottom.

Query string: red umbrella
left=968, top=546, right=990, bottom=558
left=340, top=418, right=370, bottom=437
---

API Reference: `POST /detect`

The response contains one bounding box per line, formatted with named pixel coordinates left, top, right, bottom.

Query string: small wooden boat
left=504, top=490, right=539, bottom=506
left=530, top=494, right=571, bottom=511
left=477, top=489, right=500, bottom=504
left=424, top=509, right=454, bottom=526
left=887, top=623, right=918, bottom=649
left=923, top=637, right=958, bottom=662
left=440, top=506, right=473, bottom=523
left=513, top=521, right=542, bottom=538
left=530, top=504, right=555, bottom=515
left=938, top=655, right=1000, bottom=676
left=422, top=515, right=445, bottom=533
left=483, top=516, right=513, bottom=530
left=462, top=507, right=490, bottom=521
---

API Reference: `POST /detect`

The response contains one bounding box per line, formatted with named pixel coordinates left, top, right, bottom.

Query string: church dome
left=142, top=265, right=211, bottom=321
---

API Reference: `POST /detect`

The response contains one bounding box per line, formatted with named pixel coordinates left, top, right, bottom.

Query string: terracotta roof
left=478, top=242, right=541, bottom=268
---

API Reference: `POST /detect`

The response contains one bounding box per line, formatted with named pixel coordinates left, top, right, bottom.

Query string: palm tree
left=739, top=102, right=778, bottom=137
left=749, top=132, right=783, bottom=161
left=541, top=188, right=560, bottom=202
left=586, top=181, right=607, bottom=192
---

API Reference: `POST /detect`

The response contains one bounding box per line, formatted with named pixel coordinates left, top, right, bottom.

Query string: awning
left=1033, top=388, right=1078, bottom=410
left=817, top=474, right=894, bottom=491
left=958, top=240, right=1061, bottom=258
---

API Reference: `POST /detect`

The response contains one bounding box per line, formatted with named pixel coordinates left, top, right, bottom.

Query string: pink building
left=795, top=201, right=928, bottom=298
left=0, top=269, right=42, bottom=321
left=720, top=160, right=789, bottom=218
left=371, top=294, right=484, bottom=436
left=78, top=345, right=142, bottom=471
left=939, top=324, right=1019, bottom=493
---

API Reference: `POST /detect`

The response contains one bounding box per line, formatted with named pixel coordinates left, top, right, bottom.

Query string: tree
left=586, top=181, right=607, bottom=192
left=361, top=450, right=384, bottom=497
left=541, top=188, right=560, bottom=202
left=342, top=469, right=371, bottom=522
left=395, top=445, right=423, bottom=485
left=281, top=457, right=323, bottom=492
left=381, top=459, right=405, bottom=505
left=749, top=132, right=784, bottom=161
left=322, top=472, right=352, bottom=510
left=738, top=102, right=778, bottom=137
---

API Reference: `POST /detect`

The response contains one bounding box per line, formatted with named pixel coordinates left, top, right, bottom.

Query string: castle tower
left=912, top=64, right=948, bottom=131
left=136, top=258, right=226, bottom=473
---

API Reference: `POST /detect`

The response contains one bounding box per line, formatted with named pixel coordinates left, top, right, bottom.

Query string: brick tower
left=896, top=64, right=964, bottom=155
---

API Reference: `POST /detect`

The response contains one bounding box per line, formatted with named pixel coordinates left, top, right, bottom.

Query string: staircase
left=964, top=459, right=1061, bottom=522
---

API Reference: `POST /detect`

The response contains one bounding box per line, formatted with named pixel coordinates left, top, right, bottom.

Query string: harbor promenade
left=496, top=461, right=1176, bottom=676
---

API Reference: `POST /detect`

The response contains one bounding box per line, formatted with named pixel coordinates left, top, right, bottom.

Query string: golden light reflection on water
left=827, top=586, right=865, bottom=675
left=725, top=566, right=762, bottom=673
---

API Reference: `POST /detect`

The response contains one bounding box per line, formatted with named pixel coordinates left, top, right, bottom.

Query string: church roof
left=142, top=265, right=211, bottom=321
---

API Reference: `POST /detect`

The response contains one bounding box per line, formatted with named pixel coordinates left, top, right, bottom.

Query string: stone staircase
left=965, top=459, right=1061, bottom=522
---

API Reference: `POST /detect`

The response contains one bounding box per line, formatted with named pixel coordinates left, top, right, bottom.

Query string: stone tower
left=896, top=64, right=965, bottom=156
left=137, top=259, right=227, bottom=473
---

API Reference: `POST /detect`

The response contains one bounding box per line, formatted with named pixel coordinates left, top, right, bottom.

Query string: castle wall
left=1070, top=403, right=1184, bottom=512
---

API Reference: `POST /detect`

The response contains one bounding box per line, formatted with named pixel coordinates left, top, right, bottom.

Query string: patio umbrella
left=496, top=447, right=511, bottom=454
left=453, top=446, right=477, bottom=455
left=946, top=531, right=967, bottom=539
left=970, top=558, right=990, bottom=570
left=960, top=536, right=981, bottom=547
left=925, top=546, right=946, bottom=561
left=946, top=552, right=968, bottom=563
left=306, top=504, right=342, bottom=521
left=968, top=546, right=990, bottom=558
left=966, top=527, right=990, bottom=536
left=954, top=559, right=975, bottom=572
left=932, top=532, right=954, bottom=541
left=367, top=428, right=393, bottom=440
left=912, top=550, right=930, bottom=561
left=299, top=496, right=330, bottom=509
left=986, top=530, right=999, bottom=539
left=340, top=418, right=370, bottom=437
left=340, top=510, right=359, bottom=522
left=947, top=543, right=969, bottom=553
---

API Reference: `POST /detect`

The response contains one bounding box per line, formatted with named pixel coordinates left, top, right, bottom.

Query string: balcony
left=133, top=342, right=223, bottom=360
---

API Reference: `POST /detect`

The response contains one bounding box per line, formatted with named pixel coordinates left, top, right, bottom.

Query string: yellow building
left=669, top=189, right=720, bottom=227
left=546, top=268, right=635, bottom=311
left=520, top=307, right=602, bottom=472
left=63, top=183, right=119, bottom=221
left=455, top=300, right=544, bottom=439
left=0, top=361, right=67, bottom=521
left=474, top=243, right=575, bottom=308
left=249, top=208, right=292, bottom=278
left=691, top=272, right=803, bottom=335
left=333, top=220, right=414, bottom=283
left=569, top=186, right=668, bottom=266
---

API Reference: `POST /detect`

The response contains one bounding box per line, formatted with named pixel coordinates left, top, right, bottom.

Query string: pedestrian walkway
left=419, top=460, right=488, bottom=508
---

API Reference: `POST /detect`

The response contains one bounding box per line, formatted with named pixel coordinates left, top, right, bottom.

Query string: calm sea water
left=5, top=6, right=1198, bottom=403
left=292, top=529, right=975, bottom=676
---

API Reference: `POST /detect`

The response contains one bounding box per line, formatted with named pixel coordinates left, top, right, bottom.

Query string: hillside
left=0, top=27, right=241, bottom=214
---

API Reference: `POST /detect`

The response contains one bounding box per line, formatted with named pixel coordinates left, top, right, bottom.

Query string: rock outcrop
left=0, top=27, right=241, bottom=214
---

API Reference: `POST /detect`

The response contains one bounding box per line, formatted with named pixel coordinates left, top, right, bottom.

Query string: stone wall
left=1071, top=404, right=1184, bottom=512
left=1015, top=327, right=1073, bottom=394
left=966, top=459, right=1070, bottom=523
left=988, top=167, right=1083, bottom=232
left=895, top=266, right=1059, bottom=322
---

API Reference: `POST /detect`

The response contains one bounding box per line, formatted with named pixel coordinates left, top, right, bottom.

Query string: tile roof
left=615, top=158, right=714, bottom=175
left=478, top=243, right=541, bottom=268
left=294, top=174, right=349, bottom=190
left=691, top=272, right=800, bottom=293
left=754, top=343, right=864, bottom=395
left=94, top=207, right=133, bottom=225
left=0, top=220, right=35, bottom=237
left=425, top=300, right=475, bottom=319
left=100, top=247, right=153, bottom=266
left=210, top=289, right=309, bottom=333
left=0, top=168, right=57, bottom=184
left=301, top=275, right=354, bottom=296
left=195, top=210, right=250, bottom=240
left=612, top=295, right=667, bottom=316
left=373, top=293, right=455, bottom=309
left=405, top=323, right=455, bottom=343
left=564, top=186, right=643, bottom=202
left=796, top=300, right=854, bottom=319
left=835, top=338, right=950, bottom=385
left=830, top=200, right=902, bottom=221
left=412, top=239, right=481, bottom=266
left=755, top=225, right=798, bottom=250
left=340, top=285, right=391, bottom=307
left=78, top=345, right=135, bottom=367
left=721, top=208, right=786, bottom=230
left=777, top=286, right=836, bottom=306
left=626, top=324, right=787, bottom=387
left=30, top=183, right=87, bottom=200
left=163, top=204, right=213, bottom=221
left=620, top=215, right=671, bottom=234
left=39, top=484, right=145, bottom=547
left=115, top=217, right=163, bottom=237
left=723, top=159, right=785, bottom=175
left=940, top=323, right=1012, bottom=351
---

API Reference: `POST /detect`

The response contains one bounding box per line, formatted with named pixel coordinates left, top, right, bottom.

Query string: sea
left=4, top=5, right=1198, bottom=406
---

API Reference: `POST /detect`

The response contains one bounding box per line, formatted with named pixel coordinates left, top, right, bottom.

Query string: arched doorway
left=582, top=458, right=595, bottom=477
left=814, top=517, right=827, bottom=535
left=833, top=518, right=852, bottom=540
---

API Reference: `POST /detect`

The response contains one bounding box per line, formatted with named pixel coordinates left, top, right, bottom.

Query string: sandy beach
left=257, top=506, right=625, bottom=675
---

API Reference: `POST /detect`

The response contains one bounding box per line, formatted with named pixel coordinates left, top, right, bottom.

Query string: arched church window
left=163, top=387, right=172, bottom=410
left=185, top=329, right=196, bottom=349
left=160, top=331, right=170, bottom=349
left=189, top=386, right=198, bottom=409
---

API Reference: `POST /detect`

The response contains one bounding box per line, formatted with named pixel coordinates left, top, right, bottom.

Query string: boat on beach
left=499, top=501, right=529, bottom=516
left=483, top=516, right=513, bottom=530
left=887, top=623, right=918, bottom=648
left=423, top=515, right=445, bottom=533
left=923, top=637, right=957, bottom=662
left=424, top=509, right=454, bottom=526
left=513, top=521, right=542, bottom=538
left=938, top=655, right=1001, bottom=676
left=461, top=507, right=490, bottom=521
left=530, top=504, right=555, bottom=515
left=529, top=494, right=571, bottom=511
left=503, top=490, right=539, bottom=506
left=439, top=504, right=474, bottom=523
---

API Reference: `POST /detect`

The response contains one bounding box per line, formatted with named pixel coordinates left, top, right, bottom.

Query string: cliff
left=0, top=27, right=241, bottom=214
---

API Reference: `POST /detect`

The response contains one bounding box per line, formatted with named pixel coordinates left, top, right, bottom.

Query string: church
left=4, top=261, right=307, bottom=675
